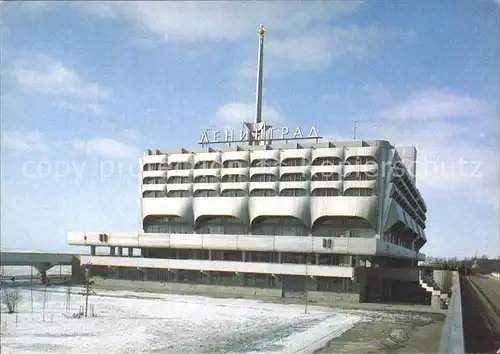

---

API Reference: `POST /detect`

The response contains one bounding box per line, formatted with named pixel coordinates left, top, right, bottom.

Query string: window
left=142, top=191, right=165, bottom=198
left=311, top=172, right=340, bottom=181
left=168, top=162, right=192, bottom=170
left=250, top=174, right=278, bottom=182
left=281, top=158, right=308, bottom=167
left=223, top=160, right=249, bottom=168
left=251, top=159, right=278, bottom=167
left=311, top=157, right=341, bottom=166
left=166, top=190, right=190, bottom=197
left=193, top=190, right=219, bottom=197
left=221, top=174, right=248, bottom=183
left=345, top=156, right=377, bottom=165
left=194, top=175, right=218, bottom=183
left=194, top=161, right=220, bottom=169
left=280, top=173, right=308, bottom=182
left=167, top=176, right=191, bottom=184
left=311, top=188, right=339, bottom=197
left=344, top=188, right=374, bottom=197
left=344, top=172, right=377, bottom=181
left=279, top=188, right=308, bottom=197
left=221, top=189, right=246, bottom=197
left=250, top=189, right=276, bottom=197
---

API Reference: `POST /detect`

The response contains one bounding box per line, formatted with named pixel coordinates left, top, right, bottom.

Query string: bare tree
left=39, top=286, right=51, bottom=322
left=1, top=288, right=23, bottom=313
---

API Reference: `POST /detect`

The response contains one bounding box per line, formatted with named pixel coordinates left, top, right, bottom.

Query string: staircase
left=419, top=276, right=451, bottom=308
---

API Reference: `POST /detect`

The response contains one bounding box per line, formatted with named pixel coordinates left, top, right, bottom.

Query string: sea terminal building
left=68, top=138, right=428, bottom=303
left=68, top=25, right=427, bottom=303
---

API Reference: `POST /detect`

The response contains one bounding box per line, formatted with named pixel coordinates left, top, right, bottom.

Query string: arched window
left=312, top=216, right=374, bottom=238
left=195, top=216, right=246, bottom=235
left=143, top=215, right=191, bottom=233
left=279, top=189, right=308, bottom=197
left=221, top=189, right=246, bottom=197
left=250, top=174, right=278, bottom=182
left=252, top=216, right=308, bottom=236
left=250, top=189, right=277, bottom=197
left=193, top=190, right=219, bottom=197
left=344, top=188, right=374, bottom=197
left=310, top=188, right=339, bottom=197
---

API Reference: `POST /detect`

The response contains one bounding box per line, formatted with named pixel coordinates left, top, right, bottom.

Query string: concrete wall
left=90, top=277, right=359, bottom=303
left=433, top=270, right=453, bottom=293
left=438, top=271, right=464, bottom=354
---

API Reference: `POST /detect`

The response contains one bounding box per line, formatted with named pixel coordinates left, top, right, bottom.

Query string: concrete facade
left=68, top=139, right=428, bottom=304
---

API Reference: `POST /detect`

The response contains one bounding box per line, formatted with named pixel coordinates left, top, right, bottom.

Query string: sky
left=1, top=0, right=499, bottom=259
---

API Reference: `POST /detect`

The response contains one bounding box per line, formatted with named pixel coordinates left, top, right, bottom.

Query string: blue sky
left=1, top=1, right=499, bottom=258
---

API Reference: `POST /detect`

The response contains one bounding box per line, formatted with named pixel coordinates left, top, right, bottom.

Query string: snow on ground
left=0, top=286, right=363, bottom=353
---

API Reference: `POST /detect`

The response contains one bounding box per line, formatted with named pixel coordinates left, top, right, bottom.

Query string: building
left=68, top=25, right=428, bottom=303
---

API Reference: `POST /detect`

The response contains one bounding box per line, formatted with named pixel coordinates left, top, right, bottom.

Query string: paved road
left=461, top=275, right=500, bottom=353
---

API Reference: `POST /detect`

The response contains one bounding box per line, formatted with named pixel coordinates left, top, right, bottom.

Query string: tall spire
left=255, top=24, right=265, bottom=124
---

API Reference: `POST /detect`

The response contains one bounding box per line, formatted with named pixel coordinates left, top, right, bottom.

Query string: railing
left=438, top=271, right=464, bottom=354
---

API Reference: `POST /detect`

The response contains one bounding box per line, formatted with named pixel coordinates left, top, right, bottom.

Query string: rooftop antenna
left=352, top=120, right=384, bottom=140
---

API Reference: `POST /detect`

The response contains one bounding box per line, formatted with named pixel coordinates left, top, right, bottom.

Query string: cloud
left=215, top=102, right=284, bottom=128
left=377, top=89, right=491, bottom=120
left=75, top=2, right=362, bottom=42
left=72, top=138, right=140, bottom=159
left=120, top=129, right=144, bottom=141
left=267, top=27, right=411, bottom=71
left=1, top=130, right=50, bottom=154
left=11, top=54, right=111, bottom=111
left=341, top=88, right=499, bottom=210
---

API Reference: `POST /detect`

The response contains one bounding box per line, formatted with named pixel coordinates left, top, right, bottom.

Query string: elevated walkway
left=0, top=251, right=82, bottom=284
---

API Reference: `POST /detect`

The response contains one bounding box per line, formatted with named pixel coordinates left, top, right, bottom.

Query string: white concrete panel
left=220, top=182, right=249, bottom=193
left=67, top=231, right=86, bottom=245
left=200, top=234, right=239, bottom=250
left=141, top=197, right=194, bottom=223
left=220, top=167, right=249, bottom=178
left=310, top=165, right=343, bottom=177
left=193, top=152, right=221, bottom=166
left=137, top=234, right=170, bottom=248
left=311, top=148, right=344, bottom=162
left=248, top=181, right=279, bottom=193
left=310, top=181, right=343, bottom=193
left=279, top=165, right=310, bottom=177
left=193, top=197, right=248, bottom=225
left=221, top=150, right=250, bottom=163
left=141, top=184, right=165, bottom=193
left=280, top=148, right=311, bottom=162
left=249, top=196, right=310, bottom=227
left=166, top=184, right=193, bottom=193
left=310, top=196, right=378, bottom=230
left=142, top=170, right=166, bottom=178
left=141, top=154, right=167, bottom=165
left=236, top=235, right=275, bottom=251
left=80, top=255, right=355, bottom=278
left=167, top=153, right=193, bottom=165
left=342, top=180, right=377, bottom=192
left=249, top=166, right=279, bottom=177
left=275, top=236, right=313, bottom=252
left=169, top=234, right=203, bottom=249
left=167, top=169, right=193, bottom=178
left=193, top=169, right=220, bottom=179
left=279, top=181, right=310, bottom=192
left=344, top=147, right=379, bottom=161
left=109, top=232, right=140, bottom=247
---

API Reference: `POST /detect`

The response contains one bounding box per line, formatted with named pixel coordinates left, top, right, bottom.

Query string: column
left=128, top=248, right=133, bottom=257
left=110, top=247, right=116, bottom=256
left=118, top=247, right=123, bottom=257
left=90, top=246, right=96, bottom=256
